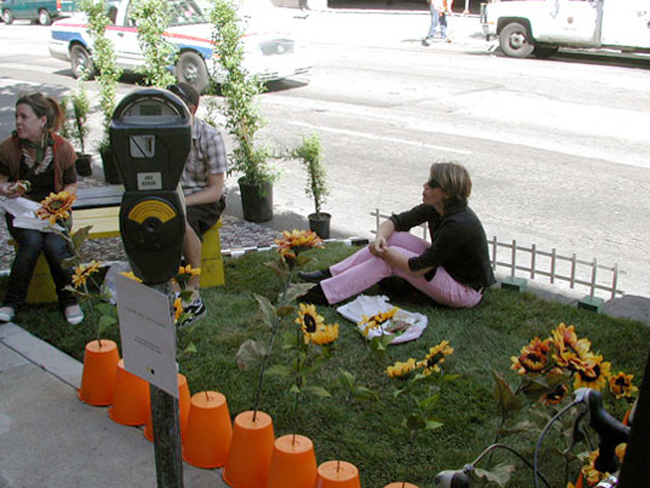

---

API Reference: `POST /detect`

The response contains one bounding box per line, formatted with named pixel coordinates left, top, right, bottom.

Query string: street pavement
left=0, top=5, right=648, bottom=488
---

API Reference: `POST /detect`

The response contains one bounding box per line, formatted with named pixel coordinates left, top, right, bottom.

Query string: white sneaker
left=0, top=306, right=15, bottom=322
left=64, top=305, right=85, bottom=325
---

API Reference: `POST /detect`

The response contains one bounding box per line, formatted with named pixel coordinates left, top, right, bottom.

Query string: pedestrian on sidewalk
left=422, top=0, right=453, bottom=45
left=0, top=92, right=84, bottom=325
left=299, top=162, right=495, bottom=308
left=168, top=83, right=227, bottom=326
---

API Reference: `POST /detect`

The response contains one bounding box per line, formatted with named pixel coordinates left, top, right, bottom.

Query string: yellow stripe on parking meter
left=127, top=199, right=177, bottom=224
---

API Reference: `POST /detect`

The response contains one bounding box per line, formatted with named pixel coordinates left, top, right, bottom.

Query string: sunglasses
left=427, top=178, right=442, bottom=189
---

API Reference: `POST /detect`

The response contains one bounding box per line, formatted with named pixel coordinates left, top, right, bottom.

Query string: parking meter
left=110, top=88, right=191, bottom=284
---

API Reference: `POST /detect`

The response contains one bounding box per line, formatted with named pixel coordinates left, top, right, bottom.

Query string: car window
left=168, top=0, right=207, bottom=25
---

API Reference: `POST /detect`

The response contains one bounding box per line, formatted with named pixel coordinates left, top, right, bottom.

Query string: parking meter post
left=110, top=88, right=192, bottom=488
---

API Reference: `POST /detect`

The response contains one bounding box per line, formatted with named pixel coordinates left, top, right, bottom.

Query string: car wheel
left=71, top=44, right=96, bottom=80
left=499, top=22, right=535, bottom=58
left=38, top=9, right=52, bottom=25
left=175, top=52, right=209, bottom=94
left=2, top=9, right=13, bottom=25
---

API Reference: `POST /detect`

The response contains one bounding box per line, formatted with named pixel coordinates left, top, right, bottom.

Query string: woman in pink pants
left=299, top=162, right=495, bottom=308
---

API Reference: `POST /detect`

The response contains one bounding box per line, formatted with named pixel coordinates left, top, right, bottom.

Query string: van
left=2, top=0, right=74, bottom=25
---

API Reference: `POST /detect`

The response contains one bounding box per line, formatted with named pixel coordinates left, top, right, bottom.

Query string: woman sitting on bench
left=0, top=92, right=84, bottom=325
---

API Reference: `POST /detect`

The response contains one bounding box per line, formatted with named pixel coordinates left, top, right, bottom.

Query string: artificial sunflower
left=310, top=323, right=339, bottom=345
left=359, top=307, right=398, bottom=336
left=418, top=340, right=454, bottom=375
left=609, top=371, right=638, bottom=399
left=173, top=297, right=183, bottom=323
left=581, top=449, right=609, bottom=487
left=275, top=229, right=323, bottom=261
left=540, top=383, right=570, bottom=406
left=36, top=191, right=76, bottom=225
left=386, top=357, right=418, bottom=378
left=71, top=260, right=101, bottom=288
left=174, top=264, right=201, bottom=286
left=120, top=271, right=142, bottom=283
left=551, top=323, right=592, bottom=367
left=573, top=353, right=611, bottom=391
left=295, top=303, right=325, bottom=342
left=511, top=336, right=552, bottom=374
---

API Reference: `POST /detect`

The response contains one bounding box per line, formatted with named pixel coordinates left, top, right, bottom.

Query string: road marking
left=288, top=121, right=472, bottom=155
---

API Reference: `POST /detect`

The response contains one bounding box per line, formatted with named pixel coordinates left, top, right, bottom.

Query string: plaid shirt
left=180, top=117, right=228, bottom=197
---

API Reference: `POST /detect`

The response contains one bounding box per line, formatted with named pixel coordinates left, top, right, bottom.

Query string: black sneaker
left=180, top=296, right=206, bottom=327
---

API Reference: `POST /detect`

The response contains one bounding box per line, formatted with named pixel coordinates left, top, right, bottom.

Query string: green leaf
left=264, top=364, right=291, bottom=377
left=289, top=384, right=301, bottom=394
left=97, top=314, right=116, bottom=336
left=95, top=302, right=115, bottom=317
left=338, top=370, right=355, bottom=389
left=285, top=283, right=316, bottom=304
left=304, top=385, right=332, bottom=398
left=236, top=339, right=269, bottom=371
left=276, top=305, right=295, bottom=318
left=253, top=293, right=276, bottom=328
left=473, top=463, right=515, bottom=488
left=425, top=418, right=444, bottom=431
left=404, top=414, right=426, bottom=431
left=183, top=342, right=198, bottom=354
left=418, top=393, right=440, bottom=412
left=492, top=369, right=522, bottom=413
left=352, top=386, right=376, bottom=401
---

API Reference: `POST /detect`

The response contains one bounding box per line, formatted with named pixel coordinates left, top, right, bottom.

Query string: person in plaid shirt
left=169, top=83, right=227, bottom=325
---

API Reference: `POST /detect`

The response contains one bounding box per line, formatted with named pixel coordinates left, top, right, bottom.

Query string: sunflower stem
left=336, top=460, right=340, bottom=472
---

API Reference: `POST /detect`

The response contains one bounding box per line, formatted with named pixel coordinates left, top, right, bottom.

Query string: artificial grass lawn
left=10, top=243, right=650, bottom=488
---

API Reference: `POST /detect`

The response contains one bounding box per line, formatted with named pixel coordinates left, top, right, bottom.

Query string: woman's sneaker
left=0, top=306, right=15, bottom=322
left=181, top=296, right=206, bottom=327
left=64, top=305, right=85, bottom=325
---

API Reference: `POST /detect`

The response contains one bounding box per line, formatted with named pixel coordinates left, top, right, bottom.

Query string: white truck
left=481, top=0, right=650, bottom=58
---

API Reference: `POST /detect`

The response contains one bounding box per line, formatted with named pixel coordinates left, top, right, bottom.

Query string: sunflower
left=540, top=383, right=569, bottom=406
left=295, top=303, right=325, bottom=342
left=36, top=191, right=76, bottom=225
left=310, top=323, right=339, bottom=346
left=71, top=260, right=101, bottom=288
left=581, top=449, right=609, bottom=487
left=275, top=229, right=323, bottom=261
left=359, top=307, right=398, bottom=336
left=386, top=358, right=418, bottom=378
left=511, top=337, right=552, bottom=374
left=120, top=271, right=142, bottom=283
left=615, top=443, right=627, bottom=464
left=173, top=297, right=183, bottom=323
left=173, top=264, right=201, bottom=286
left=418, top=340, right=454, bottom=375
left=609, top=372, right=638, bottom=399
left=551, top=323, right=591, bottom=367
left=573, top=353, right=611, bottom=391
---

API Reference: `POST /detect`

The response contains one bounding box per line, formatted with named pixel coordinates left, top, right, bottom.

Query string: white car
left=48, top=0, right=311, bottom=93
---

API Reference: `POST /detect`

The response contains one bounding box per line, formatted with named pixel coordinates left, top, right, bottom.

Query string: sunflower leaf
left=97, top=314, right=116, bottom=335
left=253, top=293, right=276, bottom=328
left=283, top=283, right=315, bottom=304
left=425, top=418, right=444, bottom=430
left=236, top=339, right=269, bottom=371
left=265, top=364, right=291, bottom=377
left=183, top=342, right=198, bottom=354
left=404, top=414, right=427, bottom=431
left=473, top=463, right=515, bottom=488
left=95, top=302, right=116, bottom=317
left=304, top=385, right=332, bottom=398
left=418, top=393, right=440, bottom=412
left=289, top=384, right=301, bottom=394
left=265, top=260, right=287, bottom=279
left=71, top=225, right=93, bottom=249
left=338, top=369, right=356, bottom=389
left=492, top=369, right=521, bottom=413
left=276, top=305, right=295, bottom=318
left=353, top=386, right=377, bottom=401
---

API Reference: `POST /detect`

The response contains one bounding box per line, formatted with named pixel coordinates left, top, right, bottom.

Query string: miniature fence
left=371, top=209, right=624, bottom=300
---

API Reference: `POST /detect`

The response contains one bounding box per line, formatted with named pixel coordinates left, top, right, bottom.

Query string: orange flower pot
left=108, top=359, right=151, bottom=426
left=265, top=434, right=317, bottom=488
left=143, top=373, right=190, bottom=443
left=383, top=484, right=421, bottom=488
left=222, top=410, right=275, bottom=488
left=315, top=460, right=361, bottom=488
left=182, top=391, right=233, bottom=469
left=77, top=340, right=120, bottom=406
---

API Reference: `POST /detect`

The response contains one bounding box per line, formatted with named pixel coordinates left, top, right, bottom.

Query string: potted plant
left=80, top=0, right=123, bottom=184
left=61, top=83, right=93, bottom=177
left=292, top=133, right=331, bottom=238
left=209, top=0, right=279, bottom=223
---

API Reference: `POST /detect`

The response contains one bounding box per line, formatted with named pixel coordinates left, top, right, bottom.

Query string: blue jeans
left=4, top=213, right=77, bottom=310
left=426, top=6, right=447, bottom=40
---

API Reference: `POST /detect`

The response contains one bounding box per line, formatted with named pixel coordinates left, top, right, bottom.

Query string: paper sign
left=115, top=274, right=178, bottom=398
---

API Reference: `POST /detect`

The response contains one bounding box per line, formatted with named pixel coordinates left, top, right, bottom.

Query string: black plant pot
left=239, top=179, right=273, bottom=223
left=75, top=153, right=92, bottom=177
left=100, top=147, right=122, bottom=184
left=308, top=212, right=331, bottom=239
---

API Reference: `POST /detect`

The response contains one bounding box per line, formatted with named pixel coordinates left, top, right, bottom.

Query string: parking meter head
left=110, top=88, right=191, bottom=284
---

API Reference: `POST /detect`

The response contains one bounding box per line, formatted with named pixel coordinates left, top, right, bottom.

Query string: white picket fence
left=371, top=209, right=624, bottom=300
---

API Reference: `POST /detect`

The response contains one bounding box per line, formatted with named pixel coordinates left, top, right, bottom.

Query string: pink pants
left=320, top=232, right=483, bottom=308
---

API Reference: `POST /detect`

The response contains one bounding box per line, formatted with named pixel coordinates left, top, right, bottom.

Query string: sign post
left=110, top=88, right=192, bottom=488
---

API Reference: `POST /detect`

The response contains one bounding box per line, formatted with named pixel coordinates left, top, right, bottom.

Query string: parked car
left=48, top=0, right=311, bottom=93
left=2, top=0, right=74, bottom=25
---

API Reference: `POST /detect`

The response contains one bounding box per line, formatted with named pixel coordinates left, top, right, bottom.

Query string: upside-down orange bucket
left=108, top=359, right=151, bottom=426
left=143, top=373, right=190, bottom=442
left=315, top=460, right=361, bottom=488
left=77, top=339, right=120, bottom=406
left=265, top=434, right=317, bottom=488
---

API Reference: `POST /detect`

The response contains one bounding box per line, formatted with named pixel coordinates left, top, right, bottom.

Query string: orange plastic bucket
left=143, top=373, right=190, bottom=442
left=265, top=434, right=317, bottom=488
left=222, top=410, right=275, bottom=488
left=77, top=339, right=120, bottom=406
left=383, top=483, right=421, bottom=488
left=108, top=359, right=151, bottom=426
left=315, top=460, right=361, bottom=488
left=182, top=391, right=233, bottom=468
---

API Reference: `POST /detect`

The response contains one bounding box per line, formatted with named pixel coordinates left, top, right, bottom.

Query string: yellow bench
left=13, top=206, right=225, bottom=304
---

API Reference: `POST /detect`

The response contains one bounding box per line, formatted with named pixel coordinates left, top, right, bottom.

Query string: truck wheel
left=499, top=22, right=535, bottom=58
left=2, top=9, right=13, bottom=25
left=175, top=52, right=208, bottom=94
left=533, top=46, right=559, bottom=59
left=71, top=44, right=96, bottom=80
left=38, top=9, right=52, bottom=25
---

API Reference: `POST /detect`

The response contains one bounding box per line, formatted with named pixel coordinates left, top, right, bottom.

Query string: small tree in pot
left=292, top=133, right=331, bottom=239
left=61, top=83, right=92, bottom=177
